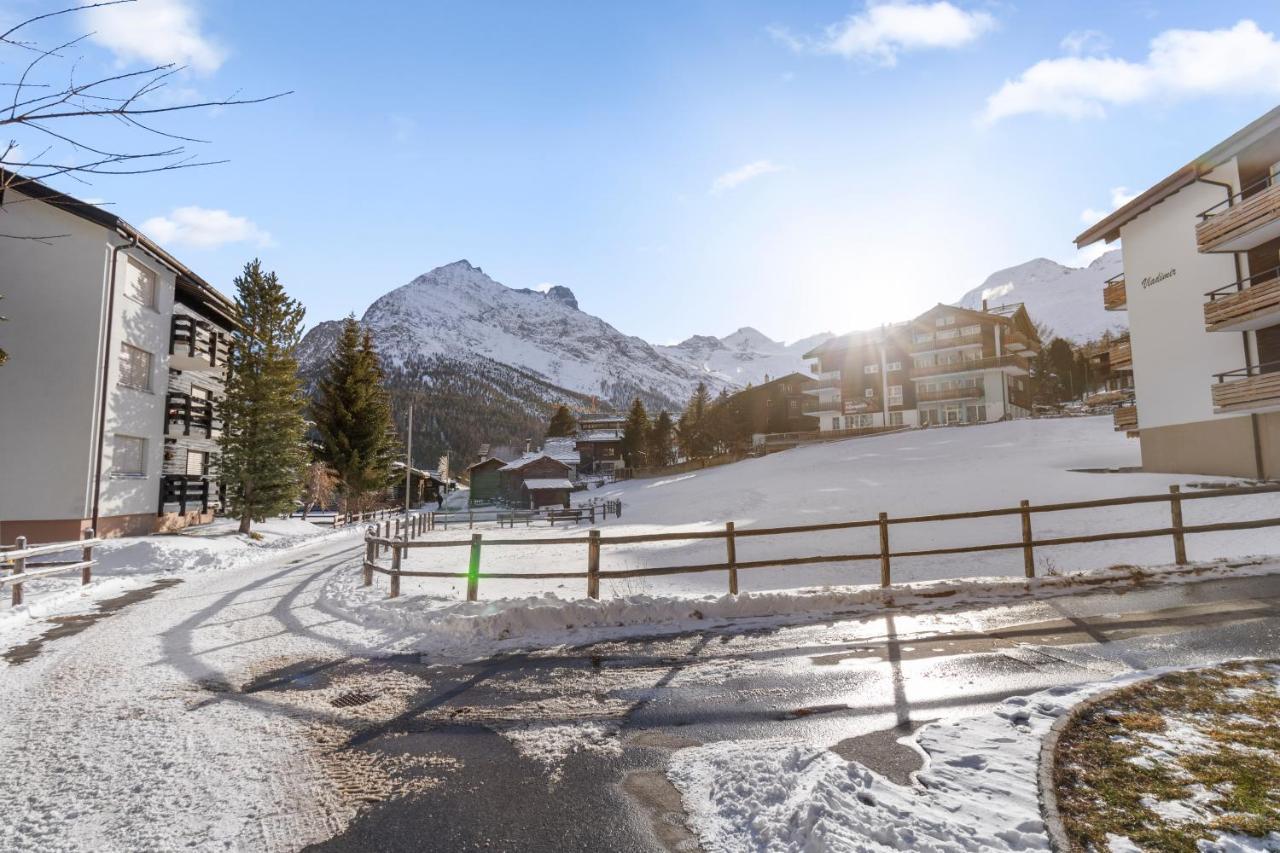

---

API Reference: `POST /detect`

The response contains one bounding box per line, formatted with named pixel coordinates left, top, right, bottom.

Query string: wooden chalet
left=466, top=457, right=506, bottom=506
left=500, top=453, right=575, bottom=509
left=724, top=373, right=817, bottom=436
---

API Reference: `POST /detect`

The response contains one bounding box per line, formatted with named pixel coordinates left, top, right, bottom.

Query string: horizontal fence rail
left=0, top=529, right=101, bottom=607
left=361, top=484, right=1280, bottom=602
left=425, top=500, right=622, bottom=530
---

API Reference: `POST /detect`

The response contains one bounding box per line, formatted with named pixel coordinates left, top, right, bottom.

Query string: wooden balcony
left=1103, top=274, right=1127, bottom=311
left=170, top=314, right=230, bottom=371
left=1113, top=406, right=1138, bottom=432
left=1203, top=269, right=1280, bottom=332
left=801, top=397, right=841, bottom=415
left=1196, top=178, right=1280, bottom=253
left=909, top=354, right=1030, bottom=379
left=164, top=392, right=221, bottom=438
left=158, top=474, right=217, bottom=515
left=916, top=386, right=983, bottom=403
left=910, top=332, right=984, bottom=353
left=1108, top=340, right=1133, bottom=372
left=1211, top=363, right=1280, bottom=413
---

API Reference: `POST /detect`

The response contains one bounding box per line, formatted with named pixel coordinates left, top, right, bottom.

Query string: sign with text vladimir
left=1141, top=268, right=1176, bottom=289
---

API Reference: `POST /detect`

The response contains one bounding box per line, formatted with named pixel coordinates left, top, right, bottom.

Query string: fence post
left=1020, top=500, right=1035, bottom=578
left=588, top=529, right=600, bottom=599
left=364, top=528, right=376, bottom=586
left=878, top=513, right=890, bottom=587
left=726, top=521, right=738, bottom=595
left=389, top=537, right=402, bottom=599
left=11, top=536, right=27, bottom=606
left=467, top=533, right=482, bottom=602
left=469, top=510, right=474, bottom=529
left=394, top=517, right=401, bottom=540
left=81, top=528, right=94, bottom=585
left=1169, top=485, right=1187, bottom=565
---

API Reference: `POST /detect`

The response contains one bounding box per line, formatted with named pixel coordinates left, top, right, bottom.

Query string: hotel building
left=1075, top=107, right=1280, bottom=478
left=0, top=175, right=236, bottom=542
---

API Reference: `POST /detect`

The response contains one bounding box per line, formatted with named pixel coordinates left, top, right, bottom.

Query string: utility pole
left=405, top=405, right=413, bottom=517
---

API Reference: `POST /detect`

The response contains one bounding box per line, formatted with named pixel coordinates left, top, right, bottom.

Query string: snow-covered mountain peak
left=954, top=249, right=1124, bottom=343
left=722, top=326, right=777, bottom=352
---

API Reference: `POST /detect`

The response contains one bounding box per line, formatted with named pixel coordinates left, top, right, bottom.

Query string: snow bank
left=0, top=518, right=361, bottom=639
left=666, top=671, right=1154, bottom=853
left=319, top=557, right=1280, bottom=660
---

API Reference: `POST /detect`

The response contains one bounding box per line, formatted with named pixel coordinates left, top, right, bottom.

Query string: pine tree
left=218, top=260, right=309, bottom=534
left=311, top=318, right=397, bottom=513
left=647, top=410, right=674, bottom=467
left=677, top=382, right=713, bottom=458
left=546, top=405, right=577, bottom=438
left=621, top=397, right=651, bottom=468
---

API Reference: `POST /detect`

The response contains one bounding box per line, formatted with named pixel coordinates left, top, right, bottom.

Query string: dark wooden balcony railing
left=909, top=354, right=1029, bottom=379
left=1103, top=274, right=1127, bottom=311
left=1113, top=405, right=1138, bottom=432
left=164, top=392, right=221, bottom=438
left=910, top=332, right=984, bottom=352
left=1204, top=267, right=1280, bottom=332
left=916, top=386, right=983, bottom=403
left=158, top=474, right=213, bottom=515
left=1108, top=341, right=1133, bottom=371
left=801, top=397, right=842, bottom=414
left=1196, top=174, right=1280, bottom=253
left=1211, top=362, right=1280, bottom=413
left=170, top=314, right=230, bottom=369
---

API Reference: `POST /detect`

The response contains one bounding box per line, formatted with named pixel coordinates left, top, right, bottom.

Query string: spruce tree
left=678, top=382, right=713, bottom=458
left=546, top=405, right=577, bottom=438
left=311, top=318, right=397, bottom=513
left=621, top=397, right=651, bottom=468
left=219, top=260, right=309, bottom=534
left=647, top=410, right=674, bottom=467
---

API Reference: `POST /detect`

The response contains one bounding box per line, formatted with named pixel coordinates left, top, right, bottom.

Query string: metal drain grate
left=331, top=691, right=376, bottom=708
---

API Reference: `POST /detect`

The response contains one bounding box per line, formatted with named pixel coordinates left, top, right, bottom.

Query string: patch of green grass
left=1054, top=661, right=1280, bottom=852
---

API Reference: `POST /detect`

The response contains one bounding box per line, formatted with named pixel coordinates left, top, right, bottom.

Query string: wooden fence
left=300, top=506, right=404, bottom=528
left=361, top=484, right=1280, bottom=601
left=1, top=529, right=101, bottom=607
left=426, top=500, right=622, bottom=531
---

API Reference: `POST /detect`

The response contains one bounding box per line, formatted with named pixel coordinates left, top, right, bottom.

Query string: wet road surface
left=296, top=571, right=1280, bottom=852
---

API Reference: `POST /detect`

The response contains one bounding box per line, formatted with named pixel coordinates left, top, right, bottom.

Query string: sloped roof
left=500, top=452, right=572, bottom=472
left=522, top=478, right=574, bottom=490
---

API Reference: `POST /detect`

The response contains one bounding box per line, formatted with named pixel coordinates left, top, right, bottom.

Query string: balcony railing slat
left=1196, top=181, right=1280, bottom=252
left=1203, top=276, right=1280, bottom=330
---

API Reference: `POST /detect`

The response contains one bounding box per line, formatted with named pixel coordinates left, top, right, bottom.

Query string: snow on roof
left=522, top=478, right=574, bottom=491
left=575, top=430, right=624, bottom=443
left=500, top=452, right=572, bottom=472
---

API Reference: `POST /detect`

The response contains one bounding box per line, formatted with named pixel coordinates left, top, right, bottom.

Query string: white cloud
left=1080, top=186, right=1138, bottom=224
left=534, top=282, right=554, bottom=293
left=85, top=0, right=226, bottom=74
left=774, top=2, right=994, bottom=66
left=984, top=20, right=1280, bottom=123
left=710, top=160, right=785, bottom=194
left=142, top=207, right=274, bottom=249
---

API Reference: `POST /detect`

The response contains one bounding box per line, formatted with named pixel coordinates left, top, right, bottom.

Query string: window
left=865, top=387, right=875, bottom=398
left=125, top=258, right=157, bottom=308
left=937, top=328, right=959, bottom=340
left=831, top=417, right=840, bottom=430
left=118, top=343, right=153, bottom=391
left=913, top=332, right=934, bottom=345
left=185, top=449, right=208, bottom=476
left=888, top=385, right=903, bottom=406
left=935, top=315, right=955, bottom=327
left=788, top=399, right=799, bottom=413
left=888, top=411, right=904, bottom=426
left=961, top=324, right=981, bottom=337
left=863, top=364, right=879, bottom=374
left=885, top=361, right=902, bottom=372
left=113, top=435, right=147, bottom=476
left=854, top=414, right=874, bottom=428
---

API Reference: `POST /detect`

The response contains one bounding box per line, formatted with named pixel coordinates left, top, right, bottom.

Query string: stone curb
left=1036, top=674, right=1164, bottom=852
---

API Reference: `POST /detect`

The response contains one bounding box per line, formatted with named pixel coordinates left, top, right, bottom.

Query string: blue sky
left=8, top=1, right=1280, bottom=343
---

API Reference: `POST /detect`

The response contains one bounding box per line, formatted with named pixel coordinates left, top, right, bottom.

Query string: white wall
left=0, top=192, right=175, bottom=523
left=1120, top=161, right=1248, bottom=430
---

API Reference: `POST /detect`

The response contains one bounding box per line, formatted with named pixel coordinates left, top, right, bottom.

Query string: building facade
left=0, top=175, right=236, bottom=542
left=803, top=303, right=1040, bottom=432
left=574, top=414, right=625, bottom=474
left=723, top=372, right=817, bottom=436
left=1076, top=107, right=1280, bottom=478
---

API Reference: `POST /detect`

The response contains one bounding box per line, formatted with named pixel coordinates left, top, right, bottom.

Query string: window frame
left=124, top=257, right=158, bottom=310
left=112, top=434, right=148, bottom=477
left=118, top=342, right=154, bottom=392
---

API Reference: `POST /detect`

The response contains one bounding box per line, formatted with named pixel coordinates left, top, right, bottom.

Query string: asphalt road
left=298, top=571, right=1280, bottom=852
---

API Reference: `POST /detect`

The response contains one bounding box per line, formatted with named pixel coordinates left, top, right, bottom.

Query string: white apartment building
left=1076, top=107, right=1280, bottom=478
left=0, top=174, right=237, bottom=542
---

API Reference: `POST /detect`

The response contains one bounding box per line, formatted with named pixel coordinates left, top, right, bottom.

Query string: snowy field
left=319, top=416, right=1280, bottom=657
left=352, top=417, right=1277, bottom=596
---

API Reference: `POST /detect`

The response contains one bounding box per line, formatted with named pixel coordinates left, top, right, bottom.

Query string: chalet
left=392, top=462, right=448, bottom=508
left=573, top=414, right=625, bottom=475
left=466, top=457, right=506, bottom=506
left=803, top=302, right=1041, bottom=431
left=500, top=454, right=575, bottom=509
left=0, top=172, right=236, bottom=542
left=1075, top=106, right=1280, bottom=478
